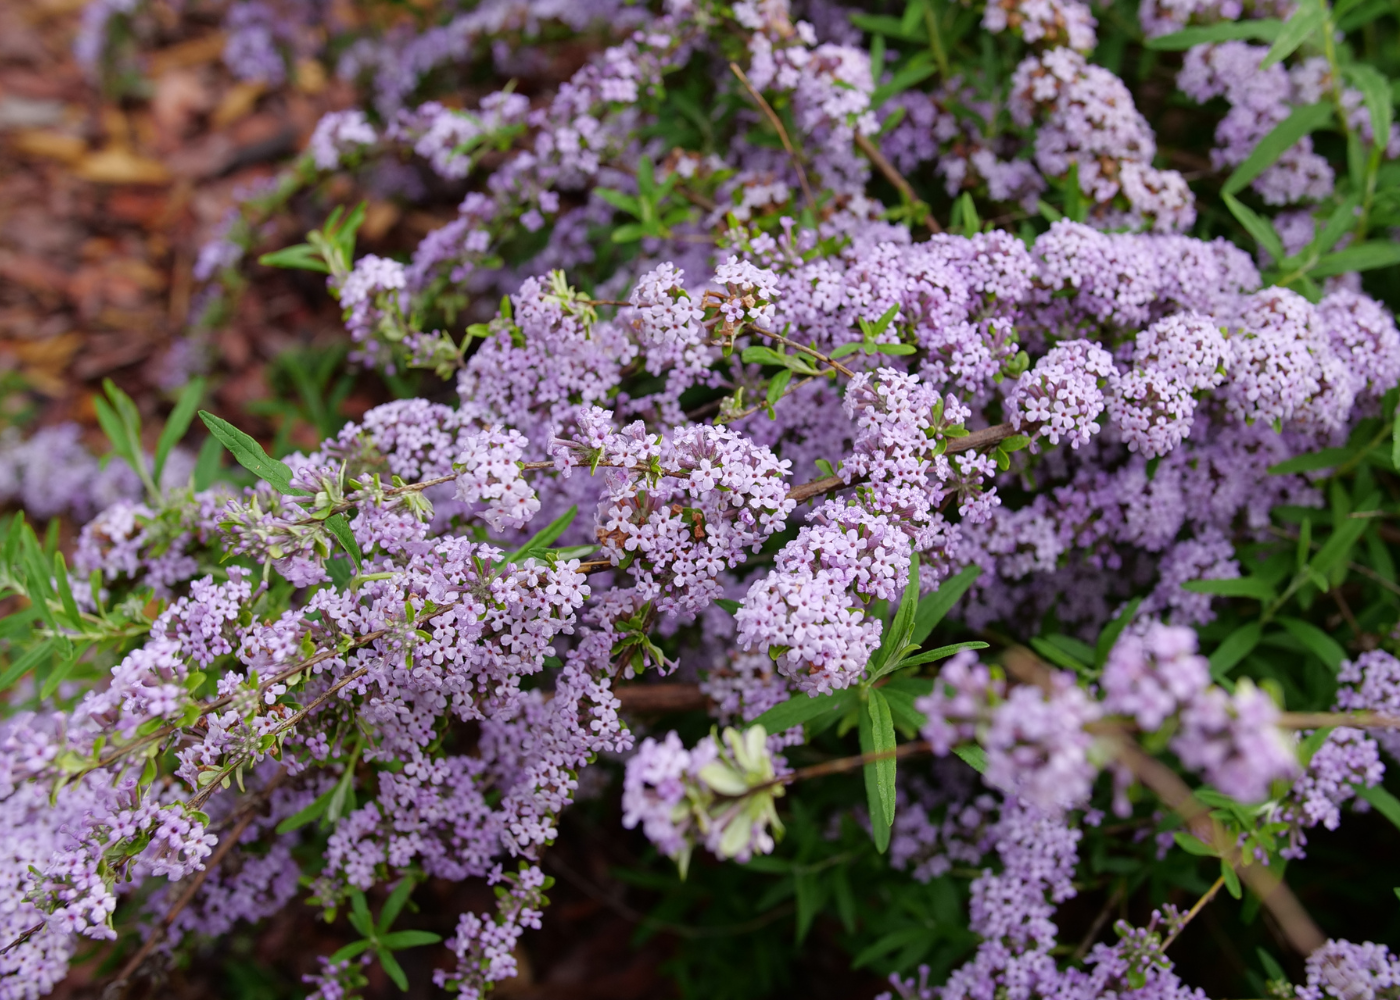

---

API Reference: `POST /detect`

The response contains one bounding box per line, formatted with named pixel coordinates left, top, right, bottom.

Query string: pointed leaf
left=910, top=565, right=980, bottom=645
left=1259, top=3, right=1325, bottom=69
left=1095, top=597, right=1142, bottom=669
left=379, top=876, right=418, bottom=932
left=1145, top=18, right=1283, bottom=48
left=198, top=411, right=305, bottom=496
left=862, top=690, right=897, bottom=853
left=753, top=691, right=847, bottom=735
left=325, top=513, right=362, bottom=571
left=380, top=930, right=442, bottom=949
left=154, top=378, right=206, bottom=485
left=1223, top=193, right=1285, bottom=263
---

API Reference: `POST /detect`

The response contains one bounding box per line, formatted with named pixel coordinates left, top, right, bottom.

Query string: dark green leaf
left=953, top=744, right=987, bottom=773
left=1343, top=64, right=1392, bottom=150
left=328, top=940, right=373, bottom=963
left=1095, top=598, right=1142, bottom=669
left=1029, top=637, right=1091, bottom=674
left=1209, top=622, right=1264, bottom=681
left=1144, top=18, right=1282, bottom=48
left=0, top=638, right=55, bottom=691
left=324, top=513, right=362, bottom=572
left=897, top=641, right=989, bottom=668
left=259, top=244, right=330, bottom=273
left=1259, top=4, right=1324, bottom=69
left=752, top=692, right=845, bottom=735
left=1224, top=103, right=1332, bottom=196
left=1276, top=616, right=1345, bottom=670
left=379, top=876, right=418, bottom=931
left=274, top=784, right=334, bottom=834
left=1173, top=832, right=1219, bottom=857
left=1310, top=242, right=1400, bottom=278
left=1268, top=447, right=1351, bottom=475
left=1181, top=577, right=1277, bottom=600
left=860, top=691, right=897, bottom=853
left=1223, top=192, right=1285, bottom=263
left=198, top=411, right=305, bottom=496
left=910, top=565, right=980, bottom=645
left=154, top=378, right=206, bottom=485
left=378, top=948, right=409, bottom=991
left=380, top=930, right=442, bottom=949
left=1357, top=784, right=1400, bottom=831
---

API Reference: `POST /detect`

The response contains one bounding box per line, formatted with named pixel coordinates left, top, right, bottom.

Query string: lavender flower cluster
left=23, top=0, right=1400, bottom=993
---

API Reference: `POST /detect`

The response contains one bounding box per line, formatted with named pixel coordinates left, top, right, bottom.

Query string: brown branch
left=1108, top=733, right=1325, bottom=955
left=729, top=62, right=816, bottom=212
left=854, top=132, right=942, bottom=234
left=614, top=683, right=709, bottom=714
left=107, top=768, right=288, bottom=997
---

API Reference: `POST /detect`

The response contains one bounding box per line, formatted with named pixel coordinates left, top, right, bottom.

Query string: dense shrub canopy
left=4, top=0, right=1400, bottom=997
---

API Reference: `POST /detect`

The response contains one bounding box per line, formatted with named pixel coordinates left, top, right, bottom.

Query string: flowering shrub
left=6, top=0, right=1400, bottom=996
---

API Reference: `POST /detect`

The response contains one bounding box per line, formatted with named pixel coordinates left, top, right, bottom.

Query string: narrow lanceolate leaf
left=752, top=691, right=847, bottom=735
left=1223, top=103, right=1332, bottom=196
left=869, top=552, right=920, bottom=678
left=1209, top=622, right=1263, bottom=682
left=1309, top=242, right=1400, bottom=279
left=1258, top=2, right=1325, bottom=69
left=1357, top=784, right=1400, bottom=832
left=1095, top=598, right=1142, bottom=669
left=198, top=411, right=306, bottom=496
left=1343, top=64, right=1392, bottom=150
left=508, top=506, right=579, bottom=563
left=910, top=565, right=980, bottom=645
left=154, top=377, right=206, bottom=485
left=860, top=690, right=897, bottom=853
left=1277, top=616, right=1346, bottom=671
left=0, top=638, right=55, bottom=691
left=324, top=514, right=363, bottom=572
left=1268, top=447, right=1351, bottom=475
left=1222, top=193, right=1285, bottom=264
left=1181, top=576, right=1277, bottom=601
left=1144, top=18, right=1283, bottom=48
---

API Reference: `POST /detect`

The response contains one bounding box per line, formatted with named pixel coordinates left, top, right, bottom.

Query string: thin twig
left=751, top=327, right=856, bottom=378
left=853, top=132, right=942, bottom=234
left=729, top=62, right=816, bottom=212
left=107, top=768, right=288, bottom=997
left=1162, top=875, right=1226, bottom=951
left=1071, top=881, right=1125, bottom=961
left=1107, top=733, right=1325, bottom=955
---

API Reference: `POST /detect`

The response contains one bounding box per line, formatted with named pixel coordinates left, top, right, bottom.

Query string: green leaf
left=910, top=565, right=980, bottom=645
left=1310, top=242, right=1400, bottom=279
left=1311, top=498, right=1375, bottom=576
left=1224, top=103, right=1332, bottom=197
left=274, top=784, right=334, bottom=834
left=1268, top=447, right=1351, bottom=474
left=1357, top=783, right=1400, bottom=831
left=258, top=243, right=330, bottom=273
left=1174, top=831, right=1219, bottom=857
left=1029, top=636, right=1091, bottom=674
left=860, top=691, right=897, bottom=854
left=593, top=188, right=641, bottom=215
left=1095, top=598, right=1142, bottom=669
left=154, top=378, right=205, bottom=485
left=849, top=11, right=926, bottom=41
left=324, top=513, right=362, bottom=571
left=1276, top=616, right=1346, bottom=671
left=327, top=940, right=373, bottom=963
left=380, top=930, right=442, bottom=949
left=1181, top=577, right=1277, bottom=601
left=897, top=641, right=989, bottom=668
left=715, top=598, right=740, bottom=615
left=1209, top=622, right=1264, bottom=681
left=0, top=638, right=55, bottom=691
left=767, top=369, right=794, bottom=407
left=952, top=744, right=987, bottom=773
left=829, top=342, right=862, bottom=359
left=752, top=692, right=846, bottom=735
left=508, top=506, right=578, bottom=563
left=378, top=948, right=409, bottom=992
left=39, top=643, right=76, bottom=700
left=379, top=876, right=418, bottom=931
left=1393, top=400, right=1400, bottom=470
left=52, top=553, right=80, bottom=626
left=1344, top=64, right=1392, bottom=150
left=198, top=411, right=305, bottom=496
left=871, top=58, right=937, bottom=108
left=349, top=890, right=373, bottom=937
left=1222, top=860, right=1243, bottom=899
left=1223, top=192, right=1285, bottom=263
left=1144, top=18, right=1283, bottom=48
left=869, top=552, right=920, bottom=678
left=1259, top=3, right=1324, bottom=69
left=882, top=687, right=928, bottom=731
left=193, top=434, right=224, bottom=491
left=794, top=871, right=819, bottom=943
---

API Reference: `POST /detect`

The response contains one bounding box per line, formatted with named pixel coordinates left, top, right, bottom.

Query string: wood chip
left=74, top=148, right=172, bottom=185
